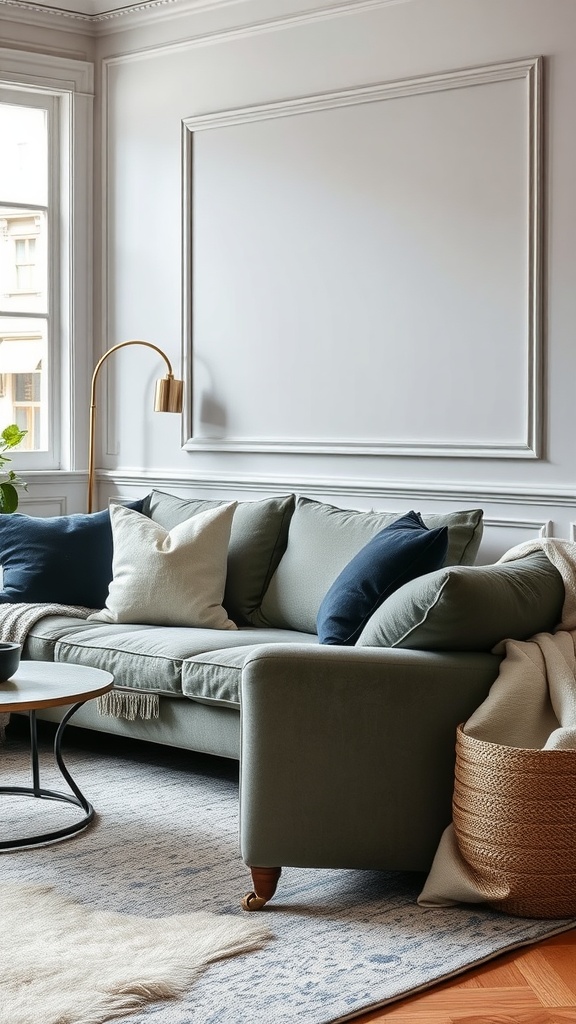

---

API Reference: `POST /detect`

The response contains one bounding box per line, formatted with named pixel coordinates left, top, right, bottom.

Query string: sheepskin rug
left=1, top=883, right=270, bottom=1024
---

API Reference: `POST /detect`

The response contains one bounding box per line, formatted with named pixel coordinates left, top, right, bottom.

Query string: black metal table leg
left=0, top=701, right=95, bottom=850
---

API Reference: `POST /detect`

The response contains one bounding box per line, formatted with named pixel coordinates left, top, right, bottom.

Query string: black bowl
left=0, top=643, right=21, bottom=682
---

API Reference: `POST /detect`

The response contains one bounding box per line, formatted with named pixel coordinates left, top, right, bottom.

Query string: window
left=0, top=48, right=93, bottom=471
left=15, top=236, right=38, bottom=292
left=14, top=372, right=42, bottom=449
left=0, top=94, right=50, bottom=453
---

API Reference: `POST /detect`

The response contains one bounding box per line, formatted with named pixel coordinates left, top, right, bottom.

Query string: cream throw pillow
left=89, top=502, right=238, bottom=629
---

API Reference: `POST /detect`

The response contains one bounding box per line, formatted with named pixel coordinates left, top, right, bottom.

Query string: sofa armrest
left=239, top=644, right=501, bottom=872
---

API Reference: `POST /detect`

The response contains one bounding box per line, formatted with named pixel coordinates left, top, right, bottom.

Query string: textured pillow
left=254, top=497, right=483, bottom=634
left=317, top=511, right=449, bottom=645
left=141, top=490, right=295, bottom=624
left=356, top=552, right=564, bottom=652
left=0, top=500, right=144, bottom=608
left=89, top=502, right=238, bottom=629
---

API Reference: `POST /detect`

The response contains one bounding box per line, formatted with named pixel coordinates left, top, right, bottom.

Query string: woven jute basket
left=453, top=725, right=576, bottom=918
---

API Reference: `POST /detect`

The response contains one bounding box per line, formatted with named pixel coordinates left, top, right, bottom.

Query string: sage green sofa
left=25, top=491, right=486, bottom=757
left=20, top=491, right=565, bottom=907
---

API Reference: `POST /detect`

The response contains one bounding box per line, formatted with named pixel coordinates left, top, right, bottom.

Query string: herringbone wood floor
left=355, top=927, right=576, bottom=1023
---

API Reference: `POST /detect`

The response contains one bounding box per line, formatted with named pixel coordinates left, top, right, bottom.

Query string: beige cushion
left=89, top=503, right=238, bottom=629
left=253, top=497, right=484, bottom=634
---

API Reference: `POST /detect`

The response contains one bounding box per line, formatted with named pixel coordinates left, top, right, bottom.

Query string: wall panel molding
left=182, top=56, right=544, bottom=458
left=476, top=515, right=552, bottom=563
left=99, top=468, right=576, bottom=509
left=19, top=496, right=68, bottom=515
left=483, top=516, right=551, bottom=538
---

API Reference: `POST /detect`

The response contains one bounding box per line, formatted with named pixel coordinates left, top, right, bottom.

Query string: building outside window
left=15, top=235, right=38, bottom=292
left=0, top=97, right=49, bottom=451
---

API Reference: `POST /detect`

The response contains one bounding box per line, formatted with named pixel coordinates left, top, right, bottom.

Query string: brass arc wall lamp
left=87, top=339, right=184, bottom=513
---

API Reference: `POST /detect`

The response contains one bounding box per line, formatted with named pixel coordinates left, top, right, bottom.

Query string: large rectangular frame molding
left=181, top=55, right=543, bottom=458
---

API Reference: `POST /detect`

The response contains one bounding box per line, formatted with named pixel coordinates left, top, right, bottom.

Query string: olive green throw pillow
left=142, top=490, right=295, bottom=624
left=254, top=497, right=483, bottom=635
left=356, top=552, right=564, bottom=652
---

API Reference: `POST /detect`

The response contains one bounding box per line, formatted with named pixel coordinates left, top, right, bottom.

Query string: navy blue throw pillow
left=0, top=500, right=144, bottom=608
left=316, top=511, right=448, bottom=646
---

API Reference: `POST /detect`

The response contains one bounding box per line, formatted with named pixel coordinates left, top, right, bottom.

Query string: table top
left=0, top=661, right=114, bottom=713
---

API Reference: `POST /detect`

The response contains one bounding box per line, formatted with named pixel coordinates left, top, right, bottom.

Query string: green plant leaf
left=0, top=482, right=19, bottom=513
left=0, top=425, right=27, bottom=512
left=0, top=424, right=27, bottom=452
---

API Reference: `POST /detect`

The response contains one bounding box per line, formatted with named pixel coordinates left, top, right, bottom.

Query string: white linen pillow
left=89, top=502, right=238, bottom=629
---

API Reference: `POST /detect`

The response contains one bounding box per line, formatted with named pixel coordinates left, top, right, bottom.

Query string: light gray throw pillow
left=253, top=497, right=484, bottom=634
left=356, top=552, right=564, bottom=652
left=90, top=502, right=238, bottom=629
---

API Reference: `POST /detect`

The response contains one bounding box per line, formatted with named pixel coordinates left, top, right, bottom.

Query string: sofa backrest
left=250, top=497, right=483, bottom=634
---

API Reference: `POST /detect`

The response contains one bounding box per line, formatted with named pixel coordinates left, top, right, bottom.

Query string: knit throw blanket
left=418, top=538, right=576, bottom=908
left=0, top=603, right=160, bottom=739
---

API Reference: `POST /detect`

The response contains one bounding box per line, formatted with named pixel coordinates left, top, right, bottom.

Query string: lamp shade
left=154, top=374, right=184, bottom=413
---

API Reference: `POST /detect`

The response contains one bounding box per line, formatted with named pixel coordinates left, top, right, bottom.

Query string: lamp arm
left=89, top=340, right=175, bottom=407
left=88, top=339, right=177, bottom=514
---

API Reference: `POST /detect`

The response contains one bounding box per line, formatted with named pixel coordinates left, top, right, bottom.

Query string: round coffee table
left=0, top=661, right=114, bottom=850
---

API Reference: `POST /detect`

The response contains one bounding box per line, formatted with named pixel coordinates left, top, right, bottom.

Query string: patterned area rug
left=1, top=721, right=575, bottom=1024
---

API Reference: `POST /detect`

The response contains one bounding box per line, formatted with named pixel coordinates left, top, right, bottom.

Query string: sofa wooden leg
left=241, top=866, right=282, bottom=911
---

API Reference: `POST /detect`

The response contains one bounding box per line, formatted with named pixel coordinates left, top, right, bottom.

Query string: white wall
left=5, top=0, right=576, bottom=560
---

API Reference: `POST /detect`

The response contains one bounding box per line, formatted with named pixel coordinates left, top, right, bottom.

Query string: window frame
left=0, top=48, right=93, bottom=472
left=0, top=88, right=55, bottom=462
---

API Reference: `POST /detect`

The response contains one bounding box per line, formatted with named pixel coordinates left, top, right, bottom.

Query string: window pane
left=13, top=405, right=41, bottom=450
left=0, top=209, right=47, bottom=313
left=14, top=372, right=41, bottom=402
left=0, top=317, right=47, bottom=451
left=0, top=103, right=47, bottom=206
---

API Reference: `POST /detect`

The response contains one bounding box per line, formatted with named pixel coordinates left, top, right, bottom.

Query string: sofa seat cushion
left=24, top=615, right=94, bottom=662
left=253, top=497, right=483, bottom=634
left=28, top=621, right=210, bottom=696
left=24, top=616, right=315, bottom=700
left=182, top=629, right=318, bottom=707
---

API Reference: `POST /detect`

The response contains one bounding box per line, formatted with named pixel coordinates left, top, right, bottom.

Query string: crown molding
left=0, top=0, right=410, bottom=33
left=0, top=0, right=185, bottom=22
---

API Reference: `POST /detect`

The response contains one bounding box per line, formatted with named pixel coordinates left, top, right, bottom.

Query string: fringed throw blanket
left=0, top=603, right=160, bottom=736
left=97, top=689, right=160, bottom=721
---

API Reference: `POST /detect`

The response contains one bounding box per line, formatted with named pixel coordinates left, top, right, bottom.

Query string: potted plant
left=0, top=424, right=27, bottom=513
